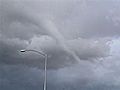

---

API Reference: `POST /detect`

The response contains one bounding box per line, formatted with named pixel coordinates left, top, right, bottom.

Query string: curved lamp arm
left=20, top=49, right=46, bottom=57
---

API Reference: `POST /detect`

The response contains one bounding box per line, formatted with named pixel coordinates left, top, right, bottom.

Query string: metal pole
left=44, top=54, right=47, bottom=90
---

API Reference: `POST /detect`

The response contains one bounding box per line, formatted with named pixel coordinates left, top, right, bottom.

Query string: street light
left=20, top=49, right=47, bottom=90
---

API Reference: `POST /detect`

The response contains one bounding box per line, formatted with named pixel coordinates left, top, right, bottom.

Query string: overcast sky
left=0, top=0, right=120, bottom=90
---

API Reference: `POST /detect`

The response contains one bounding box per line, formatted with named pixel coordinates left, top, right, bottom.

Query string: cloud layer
left=0, top=0, right=120, bottom=89
left=0, top=0, right=114, bottom=69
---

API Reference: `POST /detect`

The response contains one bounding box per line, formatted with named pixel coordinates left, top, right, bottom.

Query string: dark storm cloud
left=1, top=0, right=120, bottom=40
left=0, top=64, right=95, bottom=90
left=1, top=55, right=120, bottom=90
left=0, top=36, right=29, bottom=64
left=0, top=0, right=113, bottom=69
left=0, top=0, right=120, bottom=90
left=28, top=36, right=110, bottom=60
left=0, top=35, right=110, bottom=69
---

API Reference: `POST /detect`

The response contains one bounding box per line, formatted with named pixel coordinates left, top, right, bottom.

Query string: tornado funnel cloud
left=39, top=19, right=81, bottom=62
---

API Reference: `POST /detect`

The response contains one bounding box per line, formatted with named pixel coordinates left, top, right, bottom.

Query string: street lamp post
left=20, top=49, right=47, bottom=90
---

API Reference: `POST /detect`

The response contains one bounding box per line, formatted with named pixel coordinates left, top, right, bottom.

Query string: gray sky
left=0, top=0, right=120, bottom=90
